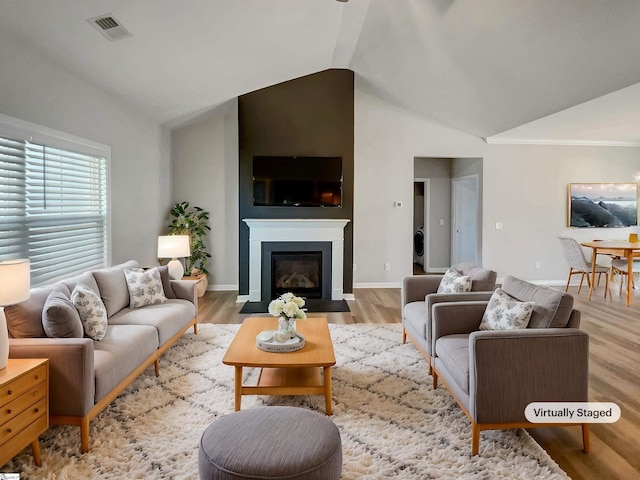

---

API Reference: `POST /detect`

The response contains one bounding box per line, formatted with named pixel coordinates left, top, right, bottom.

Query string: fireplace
left=243, top=218, right=350, bottom=302
left=262, top=241, right=332, bottom=301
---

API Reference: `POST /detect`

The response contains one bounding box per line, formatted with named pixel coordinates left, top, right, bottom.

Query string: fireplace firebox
left=271, top=252, right=322, bottom=298
left=261, top=241, right=332, bottom=302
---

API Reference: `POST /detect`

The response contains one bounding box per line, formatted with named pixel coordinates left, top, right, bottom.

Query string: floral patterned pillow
left=71, top=284, right=108, bottom=341
left=479, top=288, right=535, bottom=330
left=436, top=268, right=472, bottom=294
left=124, top=268, right=168, bottom=309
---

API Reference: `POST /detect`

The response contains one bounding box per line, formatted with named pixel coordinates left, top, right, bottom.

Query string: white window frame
left=0, top=112, right=111, bottom=286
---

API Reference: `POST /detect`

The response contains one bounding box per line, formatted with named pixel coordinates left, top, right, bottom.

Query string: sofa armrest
left=401, top=275, right=442, bottom=306
left=170, top=279, right=198, bottom=307
left=469, top=329, right=590, bottom=423
left=9, top=337, right=95, bottom=417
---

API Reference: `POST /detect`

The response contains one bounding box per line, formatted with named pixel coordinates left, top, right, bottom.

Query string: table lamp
left=0, top=259, right=31, bottom=370
left=157, top=235, right=191, bottom=280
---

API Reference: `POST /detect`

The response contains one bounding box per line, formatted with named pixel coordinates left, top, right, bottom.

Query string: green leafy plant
left=168, top=201, right=211, bottom=276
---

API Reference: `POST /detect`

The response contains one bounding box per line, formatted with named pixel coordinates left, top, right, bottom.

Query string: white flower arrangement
left=268, top=292, right=307, bottom=320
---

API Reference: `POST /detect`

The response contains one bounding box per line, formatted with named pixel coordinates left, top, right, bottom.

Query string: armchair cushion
left=479, top=288, right=534, bottom=330
left=437, top=268, right=472, bottom=294
left=501, top=276, right=573, bottom=328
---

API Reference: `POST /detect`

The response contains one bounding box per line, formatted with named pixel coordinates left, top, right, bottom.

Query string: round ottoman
left=198, top=406, right=342, bottom=480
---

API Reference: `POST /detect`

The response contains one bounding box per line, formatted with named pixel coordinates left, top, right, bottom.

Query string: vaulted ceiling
left=2, top=0, right=640, bottom=143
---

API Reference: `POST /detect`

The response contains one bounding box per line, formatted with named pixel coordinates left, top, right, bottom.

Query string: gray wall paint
left=0, top=32, right=171, bottom=267
left=171, top=100, right=239, bottom=288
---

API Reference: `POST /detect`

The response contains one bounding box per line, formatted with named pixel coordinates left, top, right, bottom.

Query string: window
left=0, top=113, right=109, bottom=286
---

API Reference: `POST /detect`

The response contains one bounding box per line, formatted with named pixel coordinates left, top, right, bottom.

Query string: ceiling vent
left=88, top=14, right=132, bottom=42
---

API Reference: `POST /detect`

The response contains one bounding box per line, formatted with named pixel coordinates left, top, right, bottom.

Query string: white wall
left=171, top=101, right=239, bottom=289
left=353, top=85, right=486, bottom=286
left=0, top=32, right=170, bottom=266
left=483, top=144, right=640, bottom=282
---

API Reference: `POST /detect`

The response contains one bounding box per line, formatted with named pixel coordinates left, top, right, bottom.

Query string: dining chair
left=558, top=236, right=610, bottom=297
left=610, top=258, right=640, bottom=295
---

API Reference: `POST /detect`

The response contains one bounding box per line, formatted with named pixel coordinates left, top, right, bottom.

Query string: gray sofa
left=402, top=263, right=497, bottom=374
left=5, top=260, right=198, bottom=453
left=431, top=275, right=590, bottom=455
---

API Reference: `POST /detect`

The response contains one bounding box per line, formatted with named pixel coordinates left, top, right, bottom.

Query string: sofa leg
left=471, top=424, right=480, bottom=455
left=154, top=359, right=160, bottom=377
left=402, top=328, right=406, bottom=344
left=582, top=424, right=590, bottom=453
left=432, top=370, right=438, bottom=389
left=193, top=322, right=198, bottom=334
left=80, top=417, right=90, bottom=453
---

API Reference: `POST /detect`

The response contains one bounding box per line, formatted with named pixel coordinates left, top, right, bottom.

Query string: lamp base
left=167, top=259, right=185, bottom=280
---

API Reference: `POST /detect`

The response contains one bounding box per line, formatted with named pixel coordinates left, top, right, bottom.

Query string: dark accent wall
left=238, top=69, right=354, bottom=295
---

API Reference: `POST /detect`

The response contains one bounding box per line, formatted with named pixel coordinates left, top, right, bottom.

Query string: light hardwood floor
left=196, top=286, right=640, bottom=480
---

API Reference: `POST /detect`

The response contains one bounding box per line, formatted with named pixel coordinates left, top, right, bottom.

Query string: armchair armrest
left=170, top=279, right=198, bottom=307
left=402, top=275, right=442, bottom=305
left=9, top=337, right=95, bottom=417
left=432, top=301, right=487, bottom=340
left=469, top=329, right=590, bottom=423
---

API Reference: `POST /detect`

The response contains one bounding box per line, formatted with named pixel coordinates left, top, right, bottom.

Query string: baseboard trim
left=353, top=282, right=402, bottom=289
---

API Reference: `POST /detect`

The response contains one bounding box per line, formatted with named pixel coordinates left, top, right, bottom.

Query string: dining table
left=581, top=240, right=640, bottom=306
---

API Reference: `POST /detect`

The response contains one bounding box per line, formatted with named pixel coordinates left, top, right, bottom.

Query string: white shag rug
left=3, top=323, right=569, bottom=479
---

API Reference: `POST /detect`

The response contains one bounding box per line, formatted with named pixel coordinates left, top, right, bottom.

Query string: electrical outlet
left=496, top=222, right=503, bottom=230
left=535, top=261, right=541, bottom=269
left=384, top=263, right=391, bottom=271
left=353, top=263, right=357, bottom=272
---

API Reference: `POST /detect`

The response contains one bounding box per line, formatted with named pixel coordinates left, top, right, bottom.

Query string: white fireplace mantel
left=243, top=218, right=350, bottom=302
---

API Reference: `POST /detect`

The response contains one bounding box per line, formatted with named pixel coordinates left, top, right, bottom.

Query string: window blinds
left=0, top=135, right=107, bottom=286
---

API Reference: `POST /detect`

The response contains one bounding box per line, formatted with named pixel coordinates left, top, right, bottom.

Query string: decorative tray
left=256, top=330, right=306, bottom=353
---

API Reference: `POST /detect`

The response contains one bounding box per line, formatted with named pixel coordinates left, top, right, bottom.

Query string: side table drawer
left=0, top=396, right=48, bottom=446
left=1, top=382, right=48, bottom=424
left=0, top=364, right=47, bottom=408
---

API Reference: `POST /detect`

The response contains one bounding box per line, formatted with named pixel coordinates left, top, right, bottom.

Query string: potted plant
left=168, top=202, right=211, bottom=279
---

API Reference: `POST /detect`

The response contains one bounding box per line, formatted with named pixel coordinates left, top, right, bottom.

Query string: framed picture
left=568, top=183, right=638, bottom=228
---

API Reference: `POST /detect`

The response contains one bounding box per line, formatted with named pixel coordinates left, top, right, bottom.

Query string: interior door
left=452, top=175, right=479, bottom=265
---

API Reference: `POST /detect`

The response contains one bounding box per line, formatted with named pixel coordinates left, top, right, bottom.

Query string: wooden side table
left=0, top=358, right=49, bottom=467
left=182, top=274, right=207, bottom=297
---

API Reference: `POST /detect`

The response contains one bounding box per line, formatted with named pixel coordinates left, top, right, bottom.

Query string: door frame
left=451, top=174, right=480, bottom=265
left=414, top=177, right=430, bottom=272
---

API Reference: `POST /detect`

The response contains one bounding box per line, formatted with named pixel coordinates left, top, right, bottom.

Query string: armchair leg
left=582, top=424, right=590, bottom=453
left=471, top=424, right=480, bottom=455
left=402, top=328, right=406, bottom=344
left=432, top=370, right=438, bottom=389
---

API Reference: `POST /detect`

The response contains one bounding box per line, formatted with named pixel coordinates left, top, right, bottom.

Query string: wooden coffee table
left=222, top=317, right=336, bottom=414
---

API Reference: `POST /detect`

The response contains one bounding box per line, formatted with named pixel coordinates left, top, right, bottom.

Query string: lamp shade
left=157, top=235, right=191, bottom=259
left=0, top=259, right=30, bottom=306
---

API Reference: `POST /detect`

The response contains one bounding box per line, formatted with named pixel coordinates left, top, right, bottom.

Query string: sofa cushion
left=42, top=286, right=84, bottom=338
left=479, top=288, right=534, bottom=330
left=437, top=268, right=472, bottom=294
left=92, top=261, right=140, bottom=317
left=434, top=334, right=470, bottom=394
left=93, top=324, right=159, bottom=402
left=501, top=276, right=573, bottom=328
left=124, top=268, right=168, bottom=308
left=5, top=284, right=68, bottom=338
left=59, top=272, right=100, bottom=298
left=108, top=299, right=196, bottom=345
left=71, top=285, right=108, bottom=341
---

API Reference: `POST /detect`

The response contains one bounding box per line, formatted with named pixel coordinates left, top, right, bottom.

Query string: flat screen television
left=253, top=156, right=342, bottom=207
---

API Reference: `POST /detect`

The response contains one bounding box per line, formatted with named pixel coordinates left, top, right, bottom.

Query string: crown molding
left=485, top=136, right=640, bottom=147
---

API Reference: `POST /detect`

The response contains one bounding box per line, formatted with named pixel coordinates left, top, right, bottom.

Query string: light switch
left=495, top=222, right=503, bottom=230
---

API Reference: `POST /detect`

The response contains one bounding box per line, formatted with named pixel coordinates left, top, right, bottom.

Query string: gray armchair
left=431, top=276, right=590, bottom=455
left=401, top=263, right=497, bottom=374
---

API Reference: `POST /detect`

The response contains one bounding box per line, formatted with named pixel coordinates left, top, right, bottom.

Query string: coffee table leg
left=234, top=366, right=242, bottom=411
left=324, top=366, right=332, bottom=415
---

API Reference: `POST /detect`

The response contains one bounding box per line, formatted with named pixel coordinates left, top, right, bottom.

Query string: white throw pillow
left=124, top=268, right=168, bottom=308
left=71, top=284, right=108, bottom=341
left=437, top=268, right=472, bottom=294
left=479, top=288, right=535, bottom=330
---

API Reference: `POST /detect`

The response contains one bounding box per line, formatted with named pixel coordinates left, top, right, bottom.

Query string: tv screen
left=253, top=156, right=342, bottom=207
